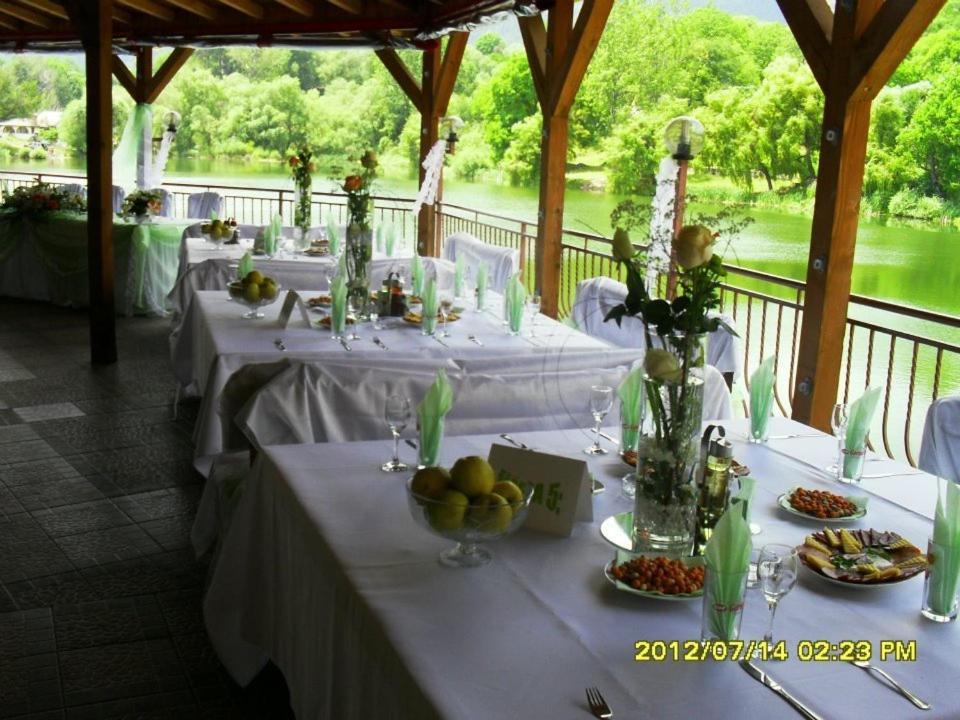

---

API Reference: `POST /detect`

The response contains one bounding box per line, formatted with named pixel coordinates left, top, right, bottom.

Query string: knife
left=339, top=337, right=352, bottom=352
left=739, top=660, right=823, bottom=720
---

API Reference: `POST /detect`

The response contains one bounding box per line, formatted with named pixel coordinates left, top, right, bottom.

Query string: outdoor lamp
left=442, top=116, right=464, bottom=155
left=663, top=116, right=704, bottom=161
left=163, top=110, right=182, bottom=134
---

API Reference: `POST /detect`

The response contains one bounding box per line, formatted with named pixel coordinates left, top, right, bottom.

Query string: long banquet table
left=0, top=211, right=192, bottom=315
left=173, top=289, right=624, bottom=470
left=203, top=416, right=957, bottom=720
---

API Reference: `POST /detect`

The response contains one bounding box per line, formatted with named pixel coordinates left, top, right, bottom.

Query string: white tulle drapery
left=411, top=139, right=447, bottom=217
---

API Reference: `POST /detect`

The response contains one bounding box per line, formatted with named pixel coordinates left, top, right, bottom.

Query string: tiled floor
left=0, top=299, right=294, bottom=719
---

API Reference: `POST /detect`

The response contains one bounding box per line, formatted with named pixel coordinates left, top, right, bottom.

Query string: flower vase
left=345, top=222, right=372, bottom=316
left=293, top=179, right=312, bottom=252
left=632, top=334, right=706, bottom=556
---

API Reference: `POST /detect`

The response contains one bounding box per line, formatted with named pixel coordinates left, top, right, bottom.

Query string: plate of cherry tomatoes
left=778, top=486, right=867, bottom=523
left=604, top=550, right=705, bottom=601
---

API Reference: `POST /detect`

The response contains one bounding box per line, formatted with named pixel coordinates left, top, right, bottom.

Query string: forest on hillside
left=1, top=0, right=960, bottom=222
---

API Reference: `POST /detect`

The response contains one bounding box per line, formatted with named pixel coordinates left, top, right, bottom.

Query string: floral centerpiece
left=606, top=223, right=735, bottom=555
left=288, top=147, right=315, bottom=245
left=341, top=150, right=378, bottom=311
left=120, top=189, right=163, bottom=221
left=1, top=182, right=86, bottom=218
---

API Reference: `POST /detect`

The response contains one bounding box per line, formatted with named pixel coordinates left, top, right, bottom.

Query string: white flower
left=674, top=224, right=715, bottom=269
left=644, top=349, right=682, bottom=383
left=612, top=228, right=634, bottom=262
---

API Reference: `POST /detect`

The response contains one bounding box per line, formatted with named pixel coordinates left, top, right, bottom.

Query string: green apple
left=411, top=466, right=451, bottom=501
left=259, top=280, right=278, bottom=301
left=245, top=270, right=264, bottom=285
left=492, top=480, right=524, bottom=509
left=450, top=456, right=495, bottom=498
left=242, top=282, right=261, bottom=304
left=467, top=492, right=513, bottom=533
left=427, top=489, right=469, bottom=531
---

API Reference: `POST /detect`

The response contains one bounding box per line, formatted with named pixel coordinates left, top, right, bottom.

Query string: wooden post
left=778, top=0, right=945, bottom=429
left=77, top=0, right=116, bottom=364
left=417, top=46, right=440, bottom=257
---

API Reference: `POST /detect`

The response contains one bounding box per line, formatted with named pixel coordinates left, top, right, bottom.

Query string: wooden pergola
left=0, top=0, right=947, bottom=431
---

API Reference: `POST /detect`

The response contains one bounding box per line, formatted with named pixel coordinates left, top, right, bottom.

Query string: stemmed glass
left=381, top=395, right=411, bottom=473
left=826, top=402, right=849, bottom=477
left=757, top=544, right=798, bottom=651
left=347, top=295, right=362, bottom=341
left=528, top=292, right=542, bottom=337
left=583, top=385, right=614, bottom=455
left=439, top=295, right=454, bottom=337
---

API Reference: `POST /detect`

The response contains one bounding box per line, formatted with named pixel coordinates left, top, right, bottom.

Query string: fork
left=848, top=660, right=930, bottom=710
left=273, top=337, right=286, bottom=352
left=373, top=336, right=388, bottom=351
left=468, top=334, right=484, bottom=346
left=586, top=687, right=612, bottom=719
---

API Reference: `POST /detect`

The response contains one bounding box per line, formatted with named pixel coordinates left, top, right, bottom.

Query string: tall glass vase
left=345, top=222, right=372, bottom=315
left=293, top=179, right=312, bottom=251
left=632, top=334, right=706, bottom=556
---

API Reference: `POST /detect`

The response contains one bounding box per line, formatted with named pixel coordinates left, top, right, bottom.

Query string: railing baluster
left=879, top=336, right=897, bottom=459
left=904, top=341, right=920, bottom=467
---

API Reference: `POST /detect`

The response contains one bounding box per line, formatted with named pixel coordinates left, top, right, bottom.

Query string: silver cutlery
left=739, top=659, right=823, bottom=720
left=339, top=337, right=352, bottom=352
left=373, top=336, right=388, bottom=351
left=594, top=429, right=620, bottom=445
left=405, top=438, right=418, bottom=451
left=499, top=433, right=530, bottom=450
left=860, top=470, right=927, bottom=479
left=767, top=433, right=822, bottom=440
left=585, top=686, right=612, bottom=719
left=468, top=334, right=484, bottom=346
left=433, top=334, right=449, bottom=348
left=848, top=659, right=930, bottom=710
left=273, top=337, right=286, bottom=352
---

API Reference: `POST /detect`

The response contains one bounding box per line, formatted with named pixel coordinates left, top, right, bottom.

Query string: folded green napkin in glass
left=262, top=225, right=275, bottom=256
left=326, top=215, right=340, bottom=256
left=749, top=356, right=776, bottom=441
left=704, top=502, right=752, bottom=640
left=330, top=275, right=347, bottom=336
left=411, top=253, right=424, bottom=297
left=929, top=480, right=960, bottom=616
left=209, top=210, right=218, bottom=221
left=418, top=368, right=453, bottom=467
left=271, top=213, right=282, bottom=240
left=237, top=251, right=253, bottom=280
left=421, top=278, right=438, bottom=335
left=618, top=365, right=646, bottom=451
left=385, top=224, right=396, bottom=257
left=505, top=274, right=527, bottom=333
left=476, top=264, right=488, bottom=310
left=454, top=254, right=465, bottom=298
left=375, top=225, right=384, bottom=254
left=843, top=387, right=881, bottom=478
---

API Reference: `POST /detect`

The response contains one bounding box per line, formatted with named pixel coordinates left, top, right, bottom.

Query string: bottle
left=695, top=436, right=734, bottom=552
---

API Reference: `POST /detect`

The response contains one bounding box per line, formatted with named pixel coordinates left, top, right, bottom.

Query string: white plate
left=798, top=559, right=921, bottom=590
left=603, top=550, right=704, bottom=601
left=777, top=488, right=867, bottom=524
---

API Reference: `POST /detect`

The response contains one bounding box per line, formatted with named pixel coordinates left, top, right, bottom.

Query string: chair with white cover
left=918, top=395, right=960, bottom=482
left=112, top=185, right=126, bottom=214
left=441, top=231, right=519, bottom=292
left=155, top=188, right=175, bottom=218
left=571, top=276, right=742, bottom=382
left=60, top=183, right=85, bottom=199
left=187, top=191, right=224, bottom=219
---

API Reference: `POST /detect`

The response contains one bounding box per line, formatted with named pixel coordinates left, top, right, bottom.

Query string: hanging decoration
left=411, top=117, right=464, bottom=217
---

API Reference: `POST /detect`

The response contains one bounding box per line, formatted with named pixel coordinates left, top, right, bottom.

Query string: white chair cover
left=155, top=188, right=175, bottom=218
left=188, top=191, right=224, bottom=219
left=60, top=183, right=85, bottom=199
left=571, top=276, right=742, bottom=378
left=112, top=185, right=126, bottom=214
left=441, top=231, right=519, bottom=292
left=918, top=395, right=960, bottom=482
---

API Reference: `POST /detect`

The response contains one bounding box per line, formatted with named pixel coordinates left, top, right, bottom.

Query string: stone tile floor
left=0, top=299, right=294, bottom=719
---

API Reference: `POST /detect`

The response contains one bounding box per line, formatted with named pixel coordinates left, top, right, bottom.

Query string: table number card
left=277, top=290, right=311, bottom=329
left=488, top=443, right=592, bottom=537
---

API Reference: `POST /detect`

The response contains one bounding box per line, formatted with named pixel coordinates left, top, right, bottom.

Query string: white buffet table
left=204, top=416, right=955, bottom=720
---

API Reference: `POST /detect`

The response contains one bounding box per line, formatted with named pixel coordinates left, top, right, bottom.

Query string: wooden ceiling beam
left=0, top=16, right=16, bottom=29
left=547, top=0, right=614, bottom=118
left=851, top=0, right=946, bottom=101
left=116, top=0, right=175, bottom=22
left=518, top=14, right=547, bottom=109
left=212, top=0, right=264, bottom=18
left=325, top=0, right=361, bottom=14
left=275, top=0, right=314, bottom=15
left=144, top=46, right=192, bottom=103
left=159, top=0, right=219, bottom=20
left=111, top=54, right=136, bottom=96
left=807, top=0, right=833, bottom=42
left=16, top=0, right=69, bottom=20
left=375, top=47, right=421, bottom=111
left=435, top=31, right=467, bottom=117
left=0, top=2, right=51, bottom=27
left=775, top=0, right=831, bottom=91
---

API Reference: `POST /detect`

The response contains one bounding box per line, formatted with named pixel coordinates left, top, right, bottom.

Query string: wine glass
left=583, top=385, right=614, bottom=455
left=827, top=402, right=849, bottom=477
left=381, top=395, right=411, bottom=473
left=757, top=544, right=798, bottom=650
left=439, top=296, right=454, bottom=337
left=347, top=295, right=362, bottom=341
left=528, top=292, right=542, bottom=337
left=368, top=303, right=383, bottom=331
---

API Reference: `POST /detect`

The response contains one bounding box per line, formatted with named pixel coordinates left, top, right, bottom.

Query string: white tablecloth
left=203, top=416, right=955, bottom=720
left=172, top=290, right=633, bottom=472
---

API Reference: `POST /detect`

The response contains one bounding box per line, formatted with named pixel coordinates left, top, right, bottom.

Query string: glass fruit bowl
left=405, top=475, right=534, bottom=568
left=227, top=279, right=282, bottom=319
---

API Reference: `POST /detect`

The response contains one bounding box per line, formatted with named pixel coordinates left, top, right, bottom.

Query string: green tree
left=471, top=52, right=537, bottom=162
left=475, top=33, right=506, bottom=56
left=501, top=115, right=542, bottom=185
left=900, top=65, right=960, bottom=200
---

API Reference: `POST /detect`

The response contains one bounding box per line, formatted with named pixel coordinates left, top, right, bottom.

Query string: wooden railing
left=4, top=169, right=957, bottom=467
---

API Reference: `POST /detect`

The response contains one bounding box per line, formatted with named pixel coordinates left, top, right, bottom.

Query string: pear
left=411, top=466, right=451, bottom=501
left=245, top=270, right=264, bottom=285
left=259, top=280, right=278, bottom=301
left=467, top=492, right=513, bottom=533
left=492, top=480, right=524, bottom=509
left=242, top=282, right=261, bottom=304
left=427, top=489, right=469, bottom=531
left=450, top=456, right=496, bottom=498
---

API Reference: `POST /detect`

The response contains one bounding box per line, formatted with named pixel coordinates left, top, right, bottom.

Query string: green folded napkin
left=209, top=210, right=218, bottom=221
left=703, top=503, right=752, bottom=640
left=421, top=278, right=438, bottom=335
left=385, top=225, right=396, bottom=257
left=618, top=366, right=646, bottom=451
left=325, top=215, right=340, bottom=256
left=929, top=480, right=960, bottom=616
left=454, top=254, right=465, bottom=298
left=262, top=225, right=276, bottom=257
left=505, top=274, right=527, bottom=333
left=731, top=476, right=756, bottom=520
left=271, top=213, right=282, bottom=240
left=237, top=251, right=253, bottom=280
left=330, top=275, right=347, bottom=336
left=411, top=253, right=424, bottom=297
left=749, top=357, right=776, bottom=441
left=843, top=387, right=881, bottom=479
left=476, top=264, right=488, bottom=310
left=375, top=225, right=384, bottom=254
left=418, top=368, right=453, bottom=467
